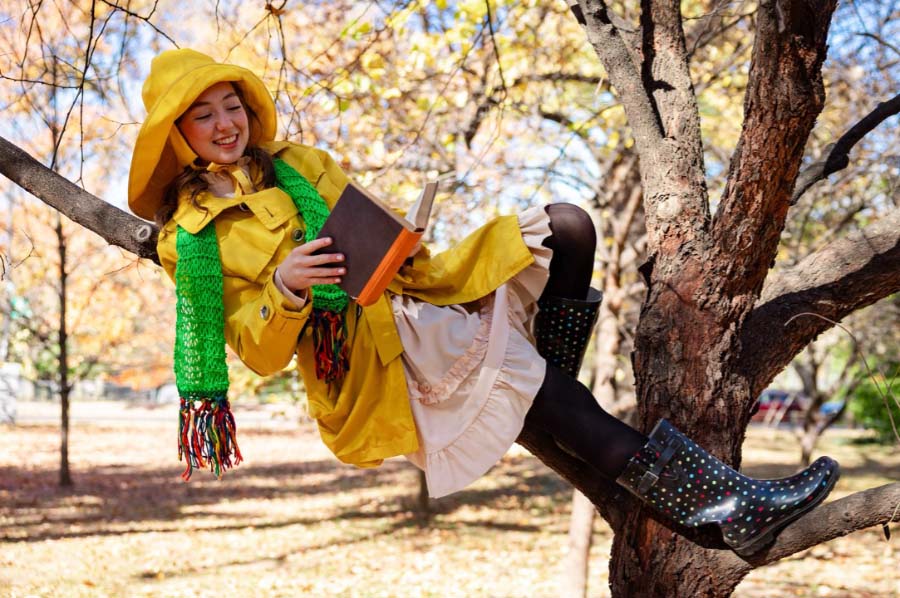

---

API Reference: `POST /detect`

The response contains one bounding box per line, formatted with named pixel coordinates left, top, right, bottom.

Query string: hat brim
left=128, top=63, right=276, bottom=221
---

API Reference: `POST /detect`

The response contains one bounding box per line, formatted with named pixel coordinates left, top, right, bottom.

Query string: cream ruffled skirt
left=391, top=206, right=552, bottom=497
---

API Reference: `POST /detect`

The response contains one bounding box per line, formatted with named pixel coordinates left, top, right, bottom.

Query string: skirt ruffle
left=392, top=206, right=552, bottom=498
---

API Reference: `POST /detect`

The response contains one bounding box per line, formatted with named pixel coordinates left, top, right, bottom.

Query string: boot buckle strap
left=637, top=471, right=659, bottom=493
left=637, top=438, right=683, bottom=493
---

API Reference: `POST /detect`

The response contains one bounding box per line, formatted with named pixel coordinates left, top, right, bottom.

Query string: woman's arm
left=223, top=236, right=346, bottom=376
left=159, top=222, right=312, bottom=377
left=222, top=271, right=311, bottom=377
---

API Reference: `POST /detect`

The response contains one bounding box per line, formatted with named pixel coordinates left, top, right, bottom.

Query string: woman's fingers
left=303, top=236, right=334, bottom=252
left=300, top=236, right=338, bottom=256
left=302, top=266, right=345, bottom=280
left=277, top=238, right=350, bottom=291
left=311, top=252, right=344, bottom=266
left=295, top=237, right=344, bottom=265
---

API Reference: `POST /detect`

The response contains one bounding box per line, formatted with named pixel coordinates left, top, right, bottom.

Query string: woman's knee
left=544, top=203, right=597, bottom=256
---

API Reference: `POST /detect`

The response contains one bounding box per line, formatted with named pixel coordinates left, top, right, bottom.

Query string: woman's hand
left=276, top=237, right=345, bottom=293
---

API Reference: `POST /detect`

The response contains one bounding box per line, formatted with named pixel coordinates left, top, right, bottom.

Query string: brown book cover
left=315, top=181, right=438, bottom=306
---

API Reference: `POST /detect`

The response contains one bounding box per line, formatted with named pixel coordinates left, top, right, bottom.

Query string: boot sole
left=731, top=463, right=841, bottom=558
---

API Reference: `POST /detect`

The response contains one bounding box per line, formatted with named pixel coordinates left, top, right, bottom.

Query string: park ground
left=1, top=400, right=898, bottom=598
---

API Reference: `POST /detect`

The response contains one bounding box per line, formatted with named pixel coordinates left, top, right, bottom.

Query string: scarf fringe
left=310, top=307, right=350, bottom=383
left=178, top=396, right=243, bottom=481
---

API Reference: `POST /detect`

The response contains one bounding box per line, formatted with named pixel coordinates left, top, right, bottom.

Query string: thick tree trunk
left=574, top=0, right=843, bottom=594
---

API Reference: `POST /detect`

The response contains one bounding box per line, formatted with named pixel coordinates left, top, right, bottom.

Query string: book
left=315, top=180, right=439, bottom=306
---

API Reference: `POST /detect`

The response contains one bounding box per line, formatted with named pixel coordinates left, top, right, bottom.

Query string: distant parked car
left=751, top=389, right=805, bottom=423
left=819, top=400, right=846, bottom=418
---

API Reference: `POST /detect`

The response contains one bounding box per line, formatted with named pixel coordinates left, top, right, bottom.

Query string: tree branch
left=98, top=0, right=178, bottom=46
left=569, top=0, right=664, bottom=151
left=711, top=0, right=838, bottom=299
left=463, top=72, right=607, bottom=148
left=733, top=482, right=900, bottom=569
left=0, top=135, right=159, bottom=264
left=566, top=0, right=638, bottom=44
left=684, top=1, right=755, bottom=61
left=574, top=0, right=710, bottom=260
left=518, top=423, right=629, bottom=530
left=639, top=0, right=704, bottom=155
left=739, top=209, right=900, bottom=393
left=791, top=92, right=900, bottom=204
left=523, top=421, right=900, bottom=564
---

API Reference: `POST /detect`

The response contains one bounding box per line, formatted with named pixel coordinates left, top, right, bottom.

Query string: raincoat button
left=260, top=305, right=270, bottom=320
left=291, top=228, right=305, bottom=243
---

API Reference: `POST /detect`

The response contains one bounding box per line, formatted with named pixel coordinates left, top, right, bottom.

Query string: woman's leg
left=534, top=204, right=602, bottom=376
left=541, top=203, right=596, bottom=301
left=528, top=364, right=840, bottom=557
left=529, top=364, right=646, bottom=477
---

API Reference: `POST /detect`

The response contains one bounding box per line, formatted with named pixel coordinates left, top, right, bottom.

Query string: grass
left=1, top=400, right=898, bottom=598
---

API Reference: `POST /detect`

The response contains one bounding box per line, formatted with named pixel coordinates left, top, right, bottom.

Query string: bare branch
left=0, top=74, right=81, bottom=88
left=484, top=0, right=508, bottom=96
left=517, top=423, right=629, bottom=530
left=639, top=0, right=703, bottom=151
left=684, top=1, right=755, bottom=60
left=734, top=482, right=900, bottom=568
left=739, top=209, right=900, bottom=393
left=522, top=420, right=900, bottom=564
left=98, top=0, right=179, bottom=46
left=710, top=0, right=838, bottom=297
left=856, top=31, right=900, bottom=60
left=569, top=0, right=664, bottom=150
left=463, top=72, right=607, bottom=147
left=792, top=92, right=900, bottom=204
left=0, top=135, right=159, bottom=264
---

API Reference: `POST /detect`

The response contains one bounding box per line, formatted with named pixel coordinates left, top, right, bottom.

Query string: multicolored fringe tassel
left=178, top=395, right=243, bottom=481
left=310, top=307, right=350, bottom=383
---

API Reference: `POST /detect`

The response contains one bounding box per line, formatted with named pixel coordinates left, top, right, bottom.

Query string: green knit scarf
left=174, top=158, right=349, bottom=480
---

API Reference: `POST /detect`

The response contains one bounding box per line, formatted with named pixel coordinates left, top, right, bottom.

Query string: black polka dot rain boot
left=615, top=419, right=840, bottom=557
left=533, top=288, right=603, bottom=378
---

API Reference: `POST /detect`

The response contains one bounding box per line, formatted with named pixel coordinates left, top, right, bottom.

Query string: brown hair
left=154, top=84, right=276, bottom=227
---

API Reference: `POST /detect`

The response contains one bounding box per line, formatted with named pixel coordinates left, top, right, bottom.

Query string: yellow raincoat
left=157, top=141, right=536, bottom=467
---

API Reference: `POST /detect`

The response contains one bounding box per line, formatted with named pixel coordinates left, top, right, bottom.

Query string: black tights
left=541, top=203, right=596, bottom=301
left=528, top=366, right=647, bottom=479
left=529, top=204, right=647, bottom=479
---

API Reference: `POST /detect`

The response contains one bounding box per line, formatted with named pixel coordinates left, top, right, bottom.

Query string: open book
left=315, top=180, right=439, bottom=306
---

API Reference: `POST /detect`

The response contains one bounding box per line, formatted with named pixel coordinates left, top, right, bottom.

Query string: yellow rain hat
left=128, top=49, right=277, bottom=220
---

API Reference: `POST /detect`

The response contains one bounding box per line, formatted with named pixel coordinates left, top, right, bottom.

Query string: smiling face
left=177, top=81, right=250, bottom=165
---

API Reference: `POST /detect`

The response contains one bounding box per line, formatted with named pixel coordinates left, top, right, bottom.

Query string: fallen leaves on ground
left=1, top=401, right=898, bottom=597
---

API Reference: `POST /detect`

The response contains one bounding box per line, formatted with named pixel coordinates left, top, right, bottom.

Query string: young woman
left=129, top=49, right=839, bottom=557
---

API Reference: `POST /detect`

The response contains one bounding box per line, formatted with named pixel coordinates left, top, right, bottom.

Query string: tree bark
left=741, top=209, right=900, bottom=389
left=56, top=211, right=72, bottom=487
left=561, top=489, right=595, bottom=598
left=568, top=1, right=894, bottom=596
left=0, top=135, right=159, bottom=264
